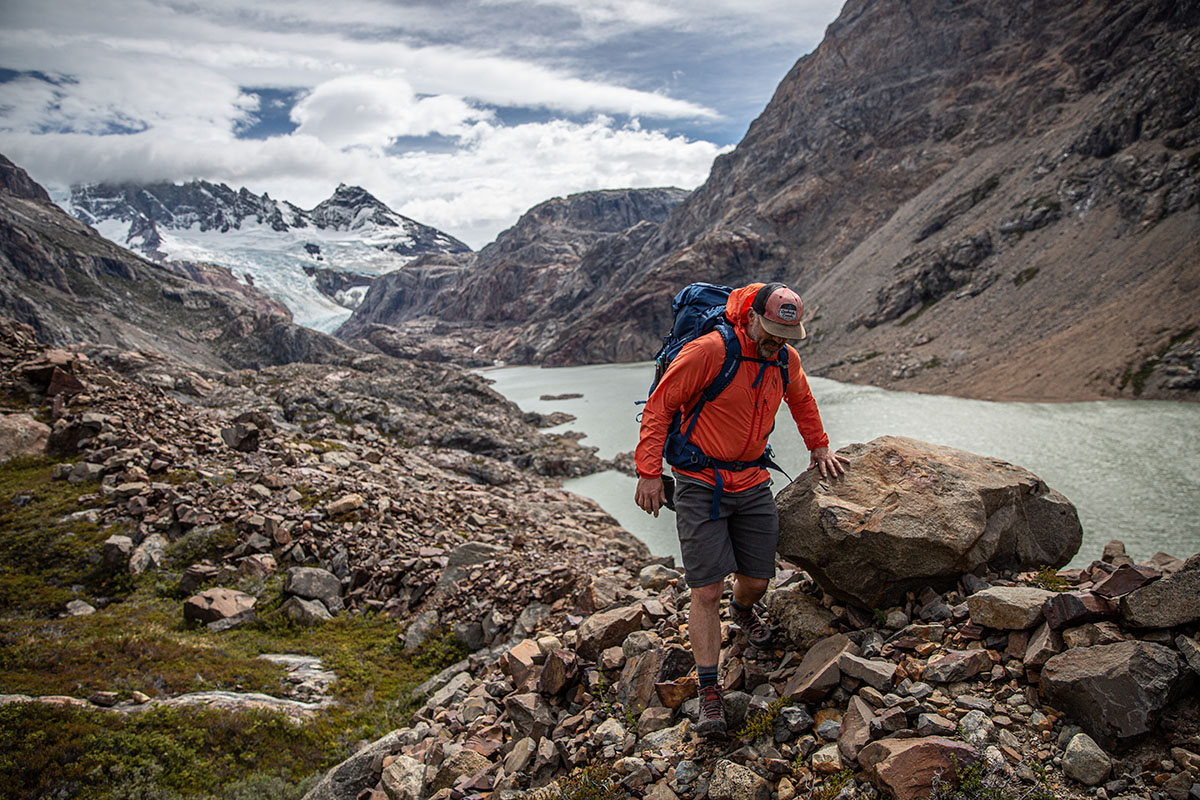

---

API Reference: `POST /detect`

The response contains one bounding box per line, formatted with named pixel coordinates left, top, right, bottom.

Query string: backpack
left=642, top=282, right=791, bottom=519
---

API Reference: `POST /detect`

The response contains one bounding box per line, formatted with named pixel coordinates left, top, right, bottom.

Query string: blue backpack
left=642, top=282, right=791, bottom=518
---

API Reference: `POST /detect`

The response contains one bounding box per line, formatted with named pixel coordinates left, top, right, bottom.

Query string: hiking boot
left=695, top=684, right=727, bottom=738
left=731, top=602, right=773, bottom=648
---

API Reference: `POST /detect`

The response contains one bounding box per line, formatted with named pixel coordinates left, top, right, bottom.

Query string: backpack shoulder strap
left=700, top=320, right=741, bottom=402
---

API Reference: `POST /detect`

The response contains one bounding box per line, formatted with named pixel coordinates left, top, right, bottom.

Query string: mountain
left=65, top=180, right=471, bottom=332
left=0, top=154, right=360, bottom=374
left=337, top=187, right=688, bottom=362
left=378, top=0, right=1198, bottom=402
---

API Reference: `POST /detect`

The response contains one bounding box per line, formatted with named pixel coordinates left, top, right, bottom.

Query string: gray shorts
left=674, top=477, right=779, bottom=588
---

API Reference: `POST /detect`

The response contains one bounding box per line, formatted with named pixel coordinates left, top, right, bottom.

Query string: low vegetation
left=0, top=457, right=467, bottom=800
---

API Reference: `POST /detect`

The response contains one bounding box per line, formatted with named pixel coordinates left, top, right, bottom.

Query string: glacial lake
left=481, top=362, right=1200, bottom=570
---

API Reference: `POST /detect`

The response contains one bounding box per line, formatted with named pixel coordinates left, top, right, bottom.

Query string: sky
left=0, top=0, right=845, bottom=248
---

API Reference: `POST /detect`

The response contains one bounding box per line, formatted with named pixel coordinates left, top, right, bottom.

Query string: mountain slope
left=0, top=154, right=359, bottom=374
left=508, top=0, right=1200, bottom=401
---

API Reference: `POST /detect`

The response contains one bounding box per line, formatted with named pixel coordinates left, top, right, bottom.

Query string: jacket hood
left=725, top=283, right=767, bottom=329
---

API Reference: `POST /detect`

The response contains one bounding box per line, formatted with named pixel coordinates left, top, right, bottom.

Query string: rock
left=1177, top=635, right=1200, bottom=677
left=1041, top=641, right=1186, bottom=748
left=638, top=706, right=676, bottom=735
left=538, top=648, right=580, bottom=695
left=923, top=649, right=992, bottom=683
left=640, top=719, right=690, bottom=751
left=65, top=599, right=95, bottom=616
left=762, top=587, right=837, bottom=643
left=279, top=596, right=333, bottom=625
left=776, top=437, right=1081, bottom=608
left=1043, top=592, right=1118, bottom=630
left=1023, top=621, right=1064, bottom=668
left=811, top=743, right=844, bottom=775
left=504, top=737, right=536, bottom=775
left=301, top=730, right=402, bottom=800
left=446, top=541, right=506, bottom=567
left=1063, top=733, right=1112, bottom=786
left=102, top=534, right=134, bottom=567
left=784, top=634, right=860, bottom=702
left=1061, top=622, right=1127, bottom=650
left=381, top=755, right=425, bottom=800
left=183, top=588, right=256, bottom=625
left=0, top=413, right=49, bottom=462
left=916, top=713, right=957, bottom=737
left=655, top=676, right=697, bottom=709
left=430, top=750, right=489, bottom=792
left=645, top=781, right=679, bottom=800
left=839, top=653, right=896, bottom=691
left=285, top=567, right=344, bottom=613
left=708, top=759, right=771, bottom=800
left=775, top=705, right=815, bottom=742
left=839, top=695, right=876, bottom=763
left=504, top=693, right=555, bottom=742
left=592, top=717, right=626, bottom=747
left=958, top=710, right=994, bottom=745
left=219, top=422, right=259, bottom=452
left=1120, top=567, right=1200, bottom=628
left=857, top=737, right=980, bottom=800
left=639, top=564, right=680, bottom=591
left=129, top=533, right=167, bottom=575
left=620, top=646, right=691, bottom=710
left=966, top=586, right=1055, bottom=629
left=575, top=604, right=644, bottom=660
left=325, top=493, right=364, bottom=516
left=1092, top=564, right=1160, bottom=598
left=404, top=610, right=440, bottom=652
left=499, top=639, right=542, bottom=691
left=68, top=461, right=104, bottom=484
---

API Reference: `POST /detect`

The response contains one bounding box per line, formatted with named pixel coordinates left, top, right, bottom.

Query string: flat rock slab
left=777, top=436, right=1081, bottom=609
left=966, top=586, right=1055, bottom=629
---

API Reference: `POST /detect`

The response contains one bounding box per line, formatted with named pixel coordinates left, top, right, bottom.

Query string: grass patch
left=924, top=356, right=943, bottom=369
left=526, top=763, right=624, bottom=800
left=736, top=696, right=789, bottom=740
left=0, top=456, right=133, bottom=616
left=929, top=756, right=1055, bottom=800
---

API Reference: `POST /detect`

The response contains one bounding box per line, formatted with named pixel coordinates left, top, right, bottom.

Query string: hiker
left=633, top=281, right=847, bottom=737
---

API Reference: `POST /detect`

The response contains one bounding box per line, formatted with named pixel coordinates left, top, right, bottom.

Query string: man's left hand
left=809, top=446, right=849, bottom=479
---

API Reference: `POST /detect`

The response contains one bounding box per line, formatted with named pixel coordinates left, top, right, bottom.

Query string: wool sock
left=730, top=598, right=751, bottom=614
left=697, top=664, right=719, bottom=689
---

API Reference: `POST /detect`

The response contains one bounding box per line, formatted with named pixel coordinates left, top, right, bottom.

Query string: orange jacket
left=635, top=284, right=830, bottom=492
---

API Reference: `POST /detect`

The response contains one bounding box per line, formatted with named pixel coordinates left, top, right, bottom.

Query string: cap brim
left=760, top=317, right=806, bottom=340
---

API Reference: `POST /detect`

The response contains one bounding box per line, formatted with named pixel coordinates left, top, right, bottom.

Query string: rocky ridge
left=68, top=180, right=470, bottom=262
left=343, top=0, right=1200, bottom=402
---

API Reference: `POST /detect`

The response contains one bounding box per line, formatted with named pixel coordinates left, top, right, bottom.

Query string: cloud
left=290, top=75, right=490, bottom=147
left=2, top=115, right=727, bottom=248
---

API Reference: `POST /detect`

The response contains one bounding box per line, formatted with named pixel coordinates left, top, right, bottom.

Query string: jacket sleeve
left=634, top=334, right=724, bottom=479
left=783, top=347, right=830, bottom=451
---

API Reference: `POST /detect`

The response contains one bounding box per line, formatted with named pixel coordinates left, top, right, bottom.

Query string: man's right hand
left=635, top=476, right=668, bottom=517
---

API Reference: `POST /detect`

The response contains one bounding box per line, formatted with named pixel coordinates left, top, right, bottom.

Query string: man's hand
left=809, top=446, right=850, bottom=479
left=635, top=476, right=668, bottom=517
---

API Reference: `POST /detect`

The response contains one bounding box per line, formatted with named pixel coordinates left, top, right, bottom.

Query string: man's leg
left=726, top=483, right=780, bottom=648
left=688, top=580, right=724, bottom=668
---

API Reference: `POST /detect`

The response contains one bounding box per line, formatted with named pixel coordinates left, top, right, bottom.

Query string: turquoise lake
left=481, top=363, right=1200, bottom=570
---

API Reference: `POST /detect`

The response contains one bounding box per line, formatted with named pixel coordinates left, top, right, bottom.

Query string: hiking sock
left=730, top=598, right=752, bottom=615
left=697, top=664, right=719, bottom=690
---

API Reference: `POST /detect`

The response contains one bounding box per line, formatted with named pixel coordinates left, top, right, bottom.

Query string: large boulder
left=183, top=588, right=256, bottom=626
left=285, top=566, right=344, bottom=613
left=777, top=436, right=1081, bottom=608
left=301, top=730, right=403, bottom=800
left=575, top=604, right=644, bottom=660
left=1119, top=558, right=1200, bottom=628
left=1040, top=641, right=1187, bottom=749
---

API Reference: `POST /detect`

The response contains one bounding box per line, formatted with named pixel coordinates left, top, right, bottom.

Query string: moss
left=1032, top=565, right=1069, bottom=593
left=0, top=595, right=467, bottom=799
left=1013, top=267, right=1040, bottom=287
left=163, top=525, right=238, bottom=570
left=0, top=456, right=132, bottom=616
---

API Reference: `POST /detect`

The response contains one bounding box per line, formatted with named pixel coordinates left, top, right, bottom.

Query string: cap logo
left=776, top=303, right=798, bottom=322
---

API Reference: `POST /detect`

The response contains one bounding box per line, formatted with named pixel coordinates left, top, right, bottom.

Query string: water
left=481, top=362, right=1200, bottom=569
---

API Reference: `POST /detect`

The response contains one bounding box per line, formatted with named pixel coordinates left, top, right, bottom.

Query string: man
left=634, top=282, right=847, bottom=737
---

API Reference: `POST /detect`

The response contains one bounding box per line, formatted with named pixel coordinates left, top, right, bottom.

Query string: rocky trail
left=1, top=316, right=1198, bottom=800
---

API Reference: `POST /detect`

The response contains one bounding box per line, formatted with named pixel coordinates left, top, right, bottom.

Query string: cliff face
left=518, top=0, right=1200, bottom=401
left=336, top=188, right=688, bottom=351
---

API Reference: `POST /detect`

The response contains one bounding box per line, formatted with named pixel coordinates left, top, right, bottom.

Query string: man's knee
left=690, top=580, right=724, bottom=609
left=735, top=574, right=770, bottom=596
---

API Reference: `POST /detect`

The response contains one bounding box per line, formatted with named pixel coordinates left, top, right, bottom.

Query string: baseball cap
left=751, top=283, right=807, bottom=340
